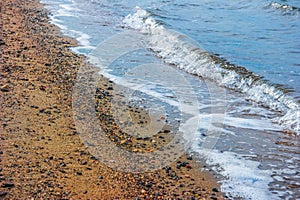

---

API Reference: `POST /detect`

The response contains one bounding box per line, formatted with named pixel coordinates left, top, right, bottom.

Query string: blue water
left=44, top=0, right=300, bottom=98
left=41, top=0, right=300, bottom=199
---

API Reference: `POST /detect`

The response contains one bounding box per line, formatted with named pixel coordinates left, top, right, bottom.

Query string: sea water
left=41, top=0, right=299, bottom=199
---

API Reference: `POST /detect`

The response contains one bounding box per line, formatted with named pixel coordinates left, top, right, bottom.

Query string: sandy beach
left=0, top=0, right=225, bottom=199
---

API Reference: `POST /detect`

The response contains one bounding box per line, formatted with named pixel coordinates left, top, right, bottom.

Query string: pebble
left=186, top=164, right=192, bottom=169
left=60, top=162, right=66, bottom=167
left=1, top=182, right=14, bottom=188
left=0, top=39, right=5, bottom=45
left=0, top=85, right=10, bottom=92
left=80, top=160, right=87, bottom=165
left=0, top=191, right=7, bottom=197
left=212, top=188, right=219, bottom=193
left=146, top=182, right=152, bottom=188
left=76, top=171, right=82, bottom=175
left=185, top=174, right=190, bottom=178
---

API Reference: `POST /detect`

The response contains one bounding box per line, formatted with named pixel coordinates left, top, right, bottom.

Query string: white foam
left=270, top=2, right=299, bottom=12
left=196, top=149, right=278, bottom=200
left=122, top=7, right=300, bottom=134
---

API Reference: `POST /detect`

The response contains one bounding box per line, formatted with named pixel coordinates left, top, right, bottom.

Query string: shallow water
left=41, top=0, right=299, bottom=199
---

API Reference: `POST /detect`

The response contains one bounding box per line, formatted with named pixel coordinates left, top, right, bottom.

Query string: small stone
left=39, top=85, right=46, bottom=91
left=186, top=164, right=192, bottom=169
left=185, top=174, right=190, bottom=178
left=81, top=161, right=87, bottom=165
left=98, top=176, right=103, bottom=180
left=0, top=85, right=10, bottom=92
left=120, top=140, right=126, bottom=145
left=212, top=188, right=219, bottom=193
left=187, top=156, right=193, bottom=160
left=76, top=171, right=82, bottom=175
left=60, top=162, right=66, bottom=167
left=181, top=162, right=187, bottom=167
left=0, top=39, right=5, bottom=45
left=1, top=182, right=14, bottom=188
left=176, top=164, right=181, bottom=169
left=0, top=191, right=7, bottom=197
left=146, top=182, right=152, bottom=188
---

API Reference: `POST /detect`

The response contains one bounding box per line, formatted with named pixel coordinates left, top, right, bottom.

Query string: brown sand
left=0, top=0, right=225, bottom=199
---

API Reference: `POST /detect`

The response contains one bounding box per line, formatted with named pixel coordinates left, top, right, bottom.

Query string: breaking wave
left=122, top=7, right=299, bottom=134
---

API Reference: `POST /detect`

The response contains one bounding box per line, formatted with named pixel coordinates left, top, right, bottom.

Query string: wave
left=268, top=2, right=300, bottom=14
left=122, top=7, right=300, bottom=134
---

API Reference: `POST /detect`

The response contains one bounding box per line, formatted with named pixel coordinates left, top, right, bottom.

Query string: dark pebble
left=187, top=156, right=193, bottom=160
left=81, top=160, right=87, bottom=165
left=0, top=39, right=5, bottom=45
left=60, top=162, right=66, bottom=167
left=76, top=171, right=82, bottom=175
left=0, top=88, right=9, bottom=92
left=212, top=188, right=219, bottom=193
left=1, top=182, right=14, bottom=188
left=186, top=164, right=192, bottom=169
left=0, top=191, right=7, bottom=197
left=146, top=182, right=152, bottom=188
left=98, top=176, right=103, bottom=180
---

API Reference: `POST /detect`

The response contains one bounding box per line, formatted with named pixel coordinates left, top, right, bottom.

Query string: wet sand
left=0, top=0, right=225, bottom=199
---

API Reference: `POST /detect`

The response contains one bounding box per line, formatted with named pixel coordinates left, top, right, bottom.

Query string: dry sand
left=0, top=0, right=225, bottom=199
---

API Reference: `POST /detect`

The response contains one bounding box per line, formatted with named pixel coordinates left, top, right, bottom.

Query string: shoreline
left=0, top=0, right=224, bottom=199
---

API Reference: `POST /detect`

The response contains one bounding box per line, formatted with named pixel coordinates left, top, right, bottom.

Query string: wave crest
left=123, top=7, right=300, bottom=134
